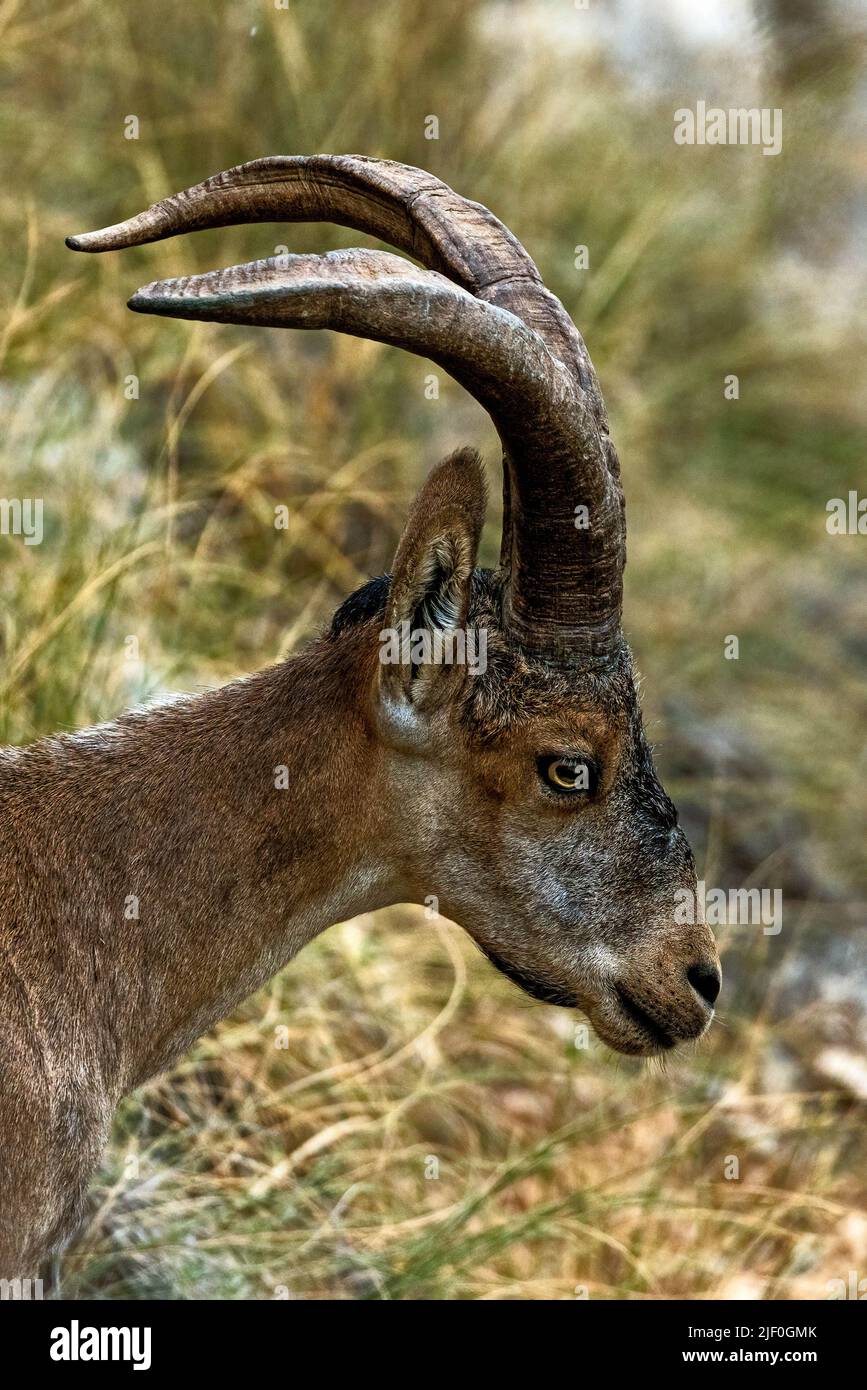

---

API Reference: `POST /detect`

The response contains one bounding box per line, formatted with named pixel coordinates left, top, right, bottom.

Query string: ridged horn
left=68, top=157, right=624, bottom=660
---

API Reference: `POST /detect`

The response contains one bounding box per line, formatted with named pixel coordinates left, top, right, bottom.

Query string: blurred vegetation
left=0, top=0, right=865, bottom=1298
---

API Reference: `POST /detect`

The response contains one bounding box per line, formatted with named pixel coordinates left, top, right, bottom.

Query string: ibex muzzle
left=0, top=157, right=719, bottom=1277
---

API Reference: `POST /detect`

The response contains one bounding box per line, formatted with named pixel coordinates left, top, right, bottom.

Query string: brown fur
left=7, top=155, right=721, bottom=1276
left=0, top=448, right=718, bottom=1277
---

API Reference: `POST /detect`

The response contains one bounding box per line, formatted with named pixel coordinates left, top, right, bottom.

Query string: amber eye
left=539, top=755, right=598, bottom=796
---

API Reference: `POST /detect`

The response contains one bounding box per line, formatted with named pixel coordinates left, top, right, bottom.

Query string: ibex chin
left=1, top=156, right=720, bottom=1278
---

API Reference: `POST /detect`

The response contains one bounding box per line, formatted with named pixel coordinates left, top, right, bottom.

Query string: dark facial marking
left=479, top=942, right=576, bottom=1009
left=330, top=573, right=391, bottom=637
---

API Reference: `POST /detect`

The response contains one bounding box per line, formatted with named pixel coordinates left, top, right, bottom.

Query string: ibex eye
left=539, top=755, right=598, bottom=796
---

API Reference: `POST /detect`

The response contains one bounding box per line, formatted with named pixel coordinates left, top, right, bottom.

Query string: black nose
left=687, top=963, right=721, bottom=1008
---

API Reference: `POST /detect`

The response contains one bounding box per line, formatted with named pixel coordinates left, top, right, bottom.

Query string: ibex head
left=69, top=156, right=720, bottom=1056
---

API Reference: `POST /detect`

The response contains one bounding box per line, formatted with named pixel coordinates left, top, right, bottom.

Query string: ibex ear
left=378, top=448, right=487, bottom=714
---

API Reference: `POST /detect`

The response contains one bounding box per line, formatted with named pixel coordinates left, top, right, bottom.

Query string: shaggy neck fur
left=0, top=623, right=397, bottom=1097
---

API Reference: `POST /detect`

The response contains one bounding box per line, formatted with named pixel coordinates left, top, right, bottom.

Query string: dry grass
left=54, top=913, right=866, bottom=1301
left=1, top=0, right=865, bottom=1298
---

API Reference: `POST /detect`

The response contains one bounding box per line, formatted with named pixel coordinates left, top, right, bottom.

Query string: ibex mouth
left=613, top=984, right=677, bottom=1051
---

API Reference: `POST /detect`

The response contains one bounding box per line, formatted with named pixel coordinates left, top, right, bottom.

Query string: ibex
left=1, top=157, right=720, bottom=1278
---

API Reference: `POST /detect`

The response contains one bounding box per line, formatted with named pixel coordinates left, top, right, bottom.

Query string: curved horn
left=68, top=157, right=624, bottom=661
left=126, top=249, right=578, bottom=430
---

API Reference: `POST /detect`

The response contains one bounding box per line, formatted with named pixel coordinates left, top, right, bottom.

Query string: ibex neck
left=2, top=629, right=397, bottom=1093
